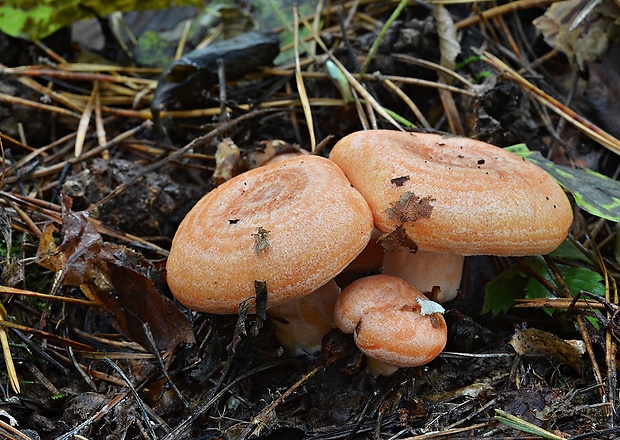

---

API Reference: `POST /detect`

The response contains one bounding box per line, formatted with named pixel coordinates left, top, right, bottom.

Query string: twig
left=294, top=5, right=316, bottom=152
left=455, top=0, right=557, bottom=30
left=104, top=358, right=158, bottom=440
left=482, top=51, right=620, bottom=155
left=242, top=363, right=324, bottom=437
left=398, top=421, right=493, bottom=439
left=162, top=361, right=288, bottom=439
left=89, top=108, right=276, bottom=210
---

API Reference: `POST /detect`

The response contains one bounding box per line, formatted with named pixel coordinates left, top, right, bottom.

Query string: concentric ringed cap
left=167, top=155, right=374, bottom=314
left=329, top=130, right=573, bottom=256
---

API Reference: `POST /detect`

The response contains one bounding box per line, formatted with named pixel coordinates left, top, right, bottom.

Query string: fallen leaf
left=384, top=191, right=434, bottom=224
left=213, top=138, right=242, bottom=185
left=434, top=5, right=460, bottom=70
left=150, top=31, right=280, bottom=131
left=378, top=224, right=419, bottom=253
left=37, top=195, right=195, bottom=352
left=509, top=328, right=583, bottom=372
left=506, top=144, right=620, bottom=222
left=533, top=0, right=619, bottom=68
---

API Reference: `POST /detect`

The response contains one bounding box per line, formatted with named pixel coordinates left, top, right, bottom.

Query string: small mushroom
left=336, top=228, right=384, bottom=287
left=167, top=155, right=374, bottom=353
left=334, top=274, right=447, bottom=376
left=330, top=130, right=573, bottom=303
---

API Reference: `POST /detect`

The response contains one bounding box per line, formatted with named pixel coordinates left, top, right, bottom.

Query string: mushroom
left=334, top=274, right=447, bottom=376
left=167, top=155, right=374, bottom=354
left=267, top=279, right=340, bottom=355
left=329, top=130, right=573, bottom=303
left=336, top=228, right=384, bottom=287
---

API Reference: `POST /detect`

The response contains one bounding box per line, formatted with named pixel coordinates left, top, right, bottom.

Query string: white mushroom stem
left=382, top=245, right=464, bottom=303
left=365, top=357, right=400, bottom=377
left=267, top=280, right=340, bottom=355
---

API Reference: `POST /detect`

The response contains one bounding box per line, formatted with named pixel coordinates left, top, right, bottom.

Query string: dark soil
left=0, top=2, right=619, bottom=439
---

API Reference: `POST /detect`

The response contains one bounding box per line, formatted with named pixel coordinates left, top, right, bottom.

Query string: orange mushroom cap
left=329, top=130, right=573, bottom=256
left=167, top=155, right=373, bottom=314
left=334, top=274, right=447, bottom=369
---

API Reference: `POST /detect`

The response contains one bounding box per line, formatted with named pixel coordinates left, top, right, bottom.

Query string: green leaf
left=615, top=224, right=620, bottom=264
left=505, top=144, right=620, bottom=222
left=483, top=252, right=605, bottom=317
left=523, top=257, right=605, bottom=299
left=482, top=265, right=528, bottom=316
left=550, top=239, right=592, bottom=264
left=0, top=0, right=201, bottom=41
left=495, top=409, right=567, bottom=440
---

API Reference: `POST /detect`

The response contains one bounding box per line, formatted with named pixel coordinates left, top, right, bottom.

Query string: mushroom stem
left=267, top=280, right=340, bottom=355
left=365, top=357, right=400, bottom=377
left=382, top=245, right=464, bottom=303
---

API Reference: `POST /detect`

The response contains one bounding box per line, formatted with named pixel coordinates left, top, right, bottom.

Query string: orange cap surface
left=329, top=130, right=573, bottom=256
left=167, top=155, right=373, bottom=314
left=334, top=275, right=447, bottom=368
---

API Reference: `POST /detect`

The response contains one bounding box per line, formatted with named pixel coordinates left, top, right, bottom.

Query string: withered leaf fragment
left=254, top=280, right=268, bottom=320
left=213, top=138, right=242, bottom=185
left=532, top=0, right=617, bottom=68
left=384, top=191, right=434, bottom=224
left=150, top=31, right=280, bottom=133
left=390, top=176, right=410, bottom=187
left=38, top=196, right=195, bottom=352
left=509, top=328, right=583, bottom=373
left=378, top=224, right=418, bottom=253
left=252, top=226, right=271, bottom=255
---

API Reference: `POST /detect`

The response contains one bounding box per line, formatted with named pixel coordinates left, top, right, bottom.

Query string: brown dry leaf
left=434, top=4, right=460, bottom=70
left=36, top=223, right=62, bottom=273
left=213, top=137, right=242, bottom=185
left=384, top=191, right=435, bottom=224
left=533, top=0, right=619, bottom=68
left=378, top=225, right=419, bottom=253
left=37, top=195, right=195, bottom=352
left=509, top=328, right=583, bottom=373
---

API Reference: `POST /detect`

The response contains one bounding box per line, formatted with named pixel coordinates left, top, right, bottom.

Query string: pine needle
left=0, top=302, right=20, bottom=393
left=293, top=6, right=316, bottom=152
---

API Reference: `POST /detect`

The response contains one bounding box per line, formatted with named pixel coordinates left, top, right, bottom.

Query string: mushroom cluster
left=167, top=129, right=573, bottom=375
left=330, top=130, right=573, bottom=303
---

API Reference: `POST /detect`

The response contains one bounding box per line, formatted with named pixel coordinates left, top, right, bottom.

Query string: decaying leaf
left=252, top=226, right=271, bottom=255
left=384, top=191, right=434, bottom=224
left=509, top=328, right=584, bottom=372
left=533, top=0, right=619, bottom=68
left=213, top=138, right=242, bottom=185
left=0, top=0, right=201, bottom=41
left=254, top=280, right=268, bottom=320
left=36, top=196, right=195, bottom=352
left=150, top=31, right=280, bottom=131
left=433, top=4, right=460, bottom=71
left=378, top=224, right=419, bottom=253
